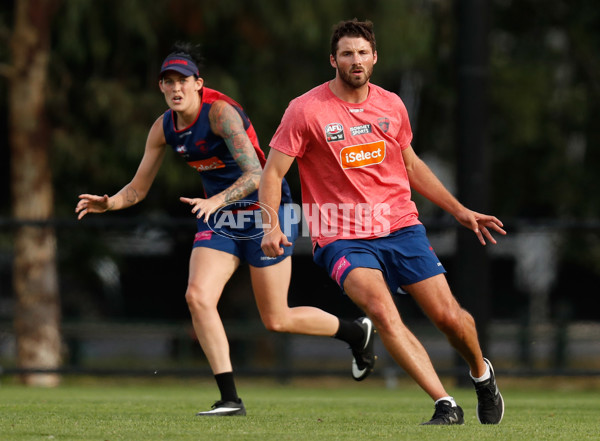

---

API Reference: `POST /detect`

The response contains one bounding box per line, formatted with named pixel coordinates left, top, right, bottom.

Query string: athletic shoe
left=351, top=317, right=376, bottom=381
left=473, top=358, right=504, bottom=424
left=196, top=399, right=246, bottom=416
left=421, top=400, right=464, bottom=425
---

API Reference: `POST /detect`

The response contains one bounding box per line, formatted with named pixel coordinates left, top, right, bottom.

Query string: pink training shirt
left=270, top=82, right=421, bottom=248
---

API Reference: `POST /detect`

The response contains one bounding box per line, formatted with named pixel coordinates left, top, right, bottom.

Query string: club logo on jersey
left=189, top=157, right=226, bottom=172
left=195, top=139, right=209, bottom=154
left=350, top=124, right=372, bottom=136
left=377, top=117, right=390, bottom=133
left=325, top=123, right=345, bottom=142
left=340, top=140, right=385, bottom=169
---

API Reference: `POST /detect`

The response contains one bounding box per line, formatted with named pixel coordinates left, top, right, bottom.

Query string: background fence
left=1, top=216, right=599, bottom=381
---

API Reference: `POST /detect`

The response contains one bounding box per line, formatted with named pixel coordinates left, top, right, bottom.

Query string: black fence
left=1, top=216, right=599, bottom=379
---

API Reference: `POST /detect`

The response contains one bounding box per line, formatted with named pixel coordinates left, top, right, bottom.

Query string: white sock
left=435, top=396, right=457, bottom=407
left=470, top=362, right=491, bottom=382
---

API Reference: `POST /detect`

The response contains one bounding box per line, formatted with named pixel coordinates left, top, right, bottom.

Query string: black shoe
left=196, top=399, right=246, bottom=416
left=351, top=317, right=376, bottom=381
left=473, top=358, right=504, bottom=424
left=421, top=400, right=464, bottom=425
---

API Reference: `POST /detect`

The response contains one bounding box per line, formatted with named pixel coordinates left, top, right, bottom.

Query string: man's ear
left=330, top=54, right=337, bottom=69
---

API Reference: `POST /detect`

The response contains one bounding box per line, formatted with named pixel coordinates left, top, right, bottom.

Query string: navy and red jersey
left=162, top=87, right=292, bottom=206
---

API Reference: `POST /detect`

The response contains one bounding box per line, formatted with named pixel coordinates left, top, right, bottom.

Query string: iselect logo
left=340, top=140, right=385, bottom=169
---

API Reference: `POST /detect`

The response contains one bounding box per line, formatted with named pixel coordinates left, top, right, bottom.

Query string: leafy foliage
left=0, top=0, right=596, bottom=218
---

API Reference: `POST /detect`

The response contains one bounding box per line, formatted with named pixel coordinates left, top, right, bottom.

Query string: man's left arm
left=402, top=145, right=506, bottom=245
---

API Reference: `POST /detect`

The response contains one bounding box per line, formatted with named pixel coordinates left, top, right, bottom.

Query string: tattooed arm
left=209, top=100, right=262, bottom=203
left=76, top=115, right=168, bottom=219
left=179, top=100, right=262, bottom=221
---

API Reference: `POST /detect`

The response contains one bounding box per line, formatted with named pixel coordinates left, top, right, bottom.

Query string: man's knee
left=434, top=307, right=475, bottom=336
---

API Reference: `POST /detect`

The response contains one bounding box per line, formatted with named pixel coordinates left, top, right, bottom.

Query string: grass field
left=1, top=376, right=599, bottom=441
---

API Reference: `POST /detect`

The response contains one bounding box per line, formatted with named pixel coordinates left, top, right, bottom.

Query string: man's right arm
left=259, top=148, right=296, bottom=256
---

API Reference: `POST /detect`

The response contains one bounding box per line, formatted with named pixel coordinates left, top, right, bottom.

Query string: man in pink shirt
left=260, top=19, right=506, bottom=425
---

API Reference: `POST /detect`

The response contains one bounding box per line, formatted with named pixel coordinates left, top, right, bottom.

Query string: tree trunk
left=9, top=0, right=62, bottom=387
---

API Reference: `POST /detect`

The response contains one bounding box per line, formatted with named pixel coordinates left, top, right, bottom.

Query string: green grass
left=1, top=377, right=599, bottom=441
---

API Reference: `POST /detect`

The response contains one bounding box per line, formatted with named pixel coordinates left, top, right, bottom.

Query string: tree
left=8, top=0, right=62, bottom=386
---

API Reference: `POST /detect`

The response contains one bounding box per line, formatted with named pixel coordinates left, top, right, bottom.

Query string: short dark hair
left=330, top=19, right=376, bottom=57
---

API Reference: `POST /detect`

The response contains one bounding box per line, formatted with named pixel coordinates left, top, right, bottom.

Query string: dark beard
left=338, top=65, right=372, bottom=89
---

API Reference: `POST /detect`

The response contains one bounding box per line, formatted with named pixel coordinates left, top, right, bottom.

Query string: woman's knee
left=185, top=284, right=217, bottom=313
left=260, top=311, right=290, bottom=333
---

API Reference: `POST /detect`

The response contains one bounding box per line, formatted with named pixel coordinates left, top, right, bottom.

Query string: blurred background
left=1, top=0, right=599, bottom=386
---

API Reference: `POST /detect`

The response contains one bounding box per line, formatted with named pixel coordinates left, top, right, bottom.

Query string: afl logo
left=325, top=123, right=345, bottom=142
left=176, top=145, right=189, bottom=158
left=207, top=200, right=277, bottom=240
